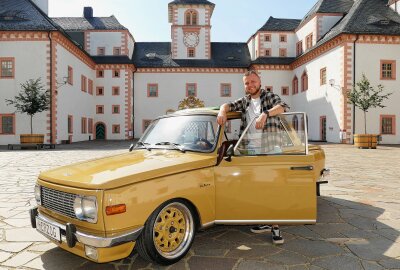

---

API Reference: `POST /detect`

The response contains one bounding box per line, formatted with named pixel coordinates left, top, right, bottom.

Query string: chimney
left=84, top=7, right=93, bottom=19
left=32, top=0, right=49, bottom=15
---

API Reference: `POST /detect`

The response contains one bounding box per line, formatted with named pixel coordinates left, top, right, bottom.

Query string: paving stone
left=2, top=250, right=39, bottom=267
left=225, top=244, right=280, bottom=259
left=3, top=218, right=32, bottom=227
left=307, top=223, right=356, bottom=238
left=187, top=256, right=238, bottom=270
left=27, top=243, right=57, bottom=252
left=284, top=226, right=323, bottom=239
left=24, top=248, right=88, bottom=270
left=288, top=266, right=309, bottom=270
left=313, top=255, right=363, bottom=270
left=5, top=228, right=49, bottom=242
left=0, top=242, right=32, bottom=252
left=215, top=230, right=264, bottom=244
left=284, top=239, right=344, bottom=258
left=346, top=237, right=399, bottom=261
left=235, top=259, right=286, bottom=270
left=74, top=261, right=116, bottom=270
left=378, top=257, right=400, bottom=269
left=0, top=251, right=13, bottom=263
left=266, top=250, right=310, bottom=265
left=361, top=261, right=384, bottom=270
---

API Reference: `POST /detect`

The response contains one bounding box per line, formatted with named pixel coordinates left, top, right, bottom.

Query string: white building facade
left=0, top=0, right=399, bottom=145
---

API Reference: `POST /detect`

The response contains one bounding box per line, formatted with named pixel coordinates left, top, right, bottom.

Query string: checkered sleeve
left=228, top=97, right=247, bottom=112
left=266, top=92, right=290, bottom=112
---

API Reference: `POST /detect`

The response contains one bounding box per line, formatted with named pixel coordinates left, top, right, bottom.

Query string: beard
left=246, top=85, right=261, bottom=96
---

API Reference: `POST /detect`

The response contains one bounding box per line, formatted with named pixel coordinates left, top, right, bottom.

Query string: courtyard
left=0, top=141, right=399, bottom=269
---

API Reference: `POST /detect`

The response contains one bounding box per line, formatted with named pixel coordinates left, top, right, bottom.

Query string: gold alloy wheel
left=153, top=202, right=194, bottom=259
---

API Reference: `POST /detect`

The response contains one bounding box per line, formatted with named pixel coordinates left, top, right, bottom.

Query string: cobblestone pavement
left=0, top=141, right=399, bottom=270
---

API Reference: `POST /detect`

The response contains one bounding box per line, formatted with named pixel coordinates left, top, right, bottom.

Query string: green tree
left=6, top=78, right=50, bottom=134
left=347, top=74, right=392, bottom=134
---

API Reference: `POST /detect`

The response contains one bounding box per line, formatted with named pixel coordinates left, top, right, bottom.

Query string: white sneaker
left=271, top=226, right=284, bottom=245
left=250, top=225, right=271, bottom=234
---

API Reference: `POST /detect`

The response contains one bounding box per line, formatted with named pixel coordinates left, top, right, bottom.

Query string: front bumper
left=30, top=207, right=143, bottom=262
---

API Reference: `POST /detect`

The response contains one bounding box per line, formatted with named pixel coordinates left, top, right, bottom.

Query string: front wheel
left=136, top=200, right=196, bottom=265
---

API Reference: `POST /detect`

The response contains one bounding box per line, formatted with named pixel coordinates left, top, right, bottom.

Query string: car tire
left=136, top=199, right=196, bottom=265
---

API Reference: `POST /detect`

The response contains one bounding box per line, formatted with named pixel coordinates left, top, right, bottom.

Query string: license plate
left=36, top=217, right=61, bottom=242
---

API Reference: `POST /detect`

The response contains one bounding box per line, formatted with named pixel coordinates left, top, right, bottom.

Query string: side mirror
left=225, top=144, right=234, bottom=162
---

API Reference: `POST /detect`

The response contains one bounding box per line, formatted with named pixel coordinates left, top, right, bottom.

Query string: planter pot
left=20, top=134, right=44, bottom=144
left=353, top=134, right=378, bottom=149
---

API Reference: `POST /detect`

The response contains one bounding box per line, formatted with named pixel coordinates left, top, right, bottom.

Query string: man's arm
left=217, top=103, right=230, bottom=126
left=255, top=104, right=285, bottom=129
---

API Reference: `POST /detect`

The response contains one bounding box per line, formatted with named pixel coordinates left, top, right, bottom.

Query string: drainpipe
left=132, top=67, right=136, bottom=139
left=48, top=31, right=53, bottom=144
left=352, top=34, right=359, bottom=143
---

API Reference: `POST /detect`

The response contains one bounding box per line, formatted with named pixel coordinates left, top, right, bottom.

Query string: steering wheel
left=193, top=138, right=213, bottom=150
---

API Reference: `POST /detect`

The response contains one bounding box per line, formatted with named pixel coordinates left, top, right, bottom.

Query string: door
left=214, top=113, right=316, bottom=223
left=95, top=123, right=106, bottom=139
left=320, top=116, right=326, bottom=142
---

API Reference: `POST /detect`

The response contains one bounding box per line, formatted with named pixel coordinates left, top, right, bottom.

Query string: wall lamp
left=56, top=76, right=70, bottom=87
left=328, top=79, right=342, bottom=91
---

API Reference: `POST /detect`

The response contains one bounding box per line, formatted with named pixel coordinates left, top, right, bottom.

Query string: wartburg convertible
left=30, top=108, right=329, bottom=265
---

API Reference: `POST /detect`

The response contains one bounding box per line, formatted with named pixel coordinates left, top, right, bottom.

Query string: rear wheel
left=136, top=200, right=196, bottom=265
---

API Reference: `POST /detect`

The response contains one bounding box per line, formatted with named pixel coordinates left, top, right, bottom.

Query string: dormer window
left=185, top=10, right=198, bottom=25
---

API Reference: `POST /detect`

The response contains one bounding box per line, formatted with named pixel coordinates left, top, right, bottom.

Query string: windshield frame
left=137, top=114, right=221, bottom=154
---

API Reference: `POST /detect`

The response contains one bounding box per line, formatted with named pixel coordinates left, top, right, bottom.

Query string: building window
left=265, top=34, right=271, bottom=42
left=143, top=119, right=152, bottom=133
left=301, top=71, right=308, bottom=91
left=265, top=49, right=271, bottom=57
left=0, top=58, right=15, bottom=78
left=186, top=83, right=197, bottom=97
left=320, top=67, right=327, bottom=85
left=279, top=34, right=287, bottom=42
left=88, top=118, right=93, bottom=134
left=96, top=87, right=104, bottom=96
left=292, top=76, right=298, bottom=95
left=147, top=84, right=158, bottom=97
left=279, top=48, right=287, bottom=57
left=88, top=79, right=93, bottom=95
left=281, top=86, right=289, bottom=96
left=112, top=105, right=120, bottom=114
left=68, top=115, right=73, bottom=134
left=96, top=70, right=104, bottom=78
left=97, top=47, right=105, bottom=56
left=96, top=105, right=104, bottom=114
left=185, top=10, right=198, bottom=25
left=265, top=86, right=273, bottom=92
left=113, top=47, right=121, bottom=55
left=381, top=115, right=396, bottom=135
left=187, top=48, right=195, bottom=58
left=220, top=83, right=231, bottom=97
left=112, top=69, right=120, bottom=78
left=380, top=60, right=396, bottom=80
left=112, top=86, right=120, bottom=96
left=112, top=125, right=120, bottom=134
left=0, top=114, right=15, bottom=134
left=81, top=117, right=87, bottom=134
left=296, top=41, right=303, bottom=56
left=67, top=66, right=73, bottom=85
left=306, top=33, right=313, bottom=50
left=81, top=75, right=87, bottom=92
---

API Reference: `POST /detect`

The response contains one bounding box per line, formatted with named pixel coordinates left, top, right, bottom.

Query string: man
left=216, top=69, right=289, bottom=244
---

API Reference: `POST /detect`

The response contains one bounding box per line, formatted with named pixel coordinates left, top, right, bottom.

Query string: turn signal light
left=105, top=204, right=126, bottom=215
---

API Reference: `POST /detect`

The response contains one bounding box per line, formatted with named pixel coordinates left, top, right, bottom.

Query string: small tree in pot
left=347, top=74, right=392, bottom=148
left=6, top=78, right=50, bottom=143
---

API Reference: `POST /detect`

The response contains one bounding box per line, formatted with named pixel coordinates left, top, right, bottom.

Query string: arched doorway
left=95, top=123, right=106, bottom=140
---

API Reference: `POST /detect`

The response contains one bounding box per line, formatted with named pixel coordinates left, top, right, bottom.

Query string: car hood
left=38, top=149, right=216, bottom=189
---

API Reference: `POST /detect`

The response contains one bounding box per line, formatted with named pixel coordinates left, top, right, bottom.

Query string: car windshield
left=138, top=115, right=219, bottom=153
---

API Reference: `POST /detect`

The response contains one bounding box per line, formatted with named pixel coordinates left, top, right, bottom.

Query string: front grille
left=41, top=186, right=77, bottom=219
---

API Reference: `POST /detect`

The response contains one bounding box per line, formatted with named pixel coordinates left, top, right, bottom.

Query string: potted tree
left=6, top=78, right=50, bottom=144
left=347, top=74, right=392, bottom=149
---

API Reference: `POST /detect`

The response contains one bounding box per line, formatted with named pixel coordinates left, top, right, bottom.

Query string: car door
left=214, top=113, right=317, bottom=224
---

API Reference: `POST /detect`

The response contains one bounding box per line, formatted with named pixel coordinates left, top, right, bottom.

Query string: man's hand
left=255, top=112, right=268, bottom=129
left=217, top=110, right=227, bottom=126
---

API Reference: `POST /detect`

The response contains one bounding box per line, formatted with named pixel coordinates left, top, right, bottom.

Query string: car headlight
left=34, top=184, right=41, bottom=205
left=73, top=196, right=98, bottom=223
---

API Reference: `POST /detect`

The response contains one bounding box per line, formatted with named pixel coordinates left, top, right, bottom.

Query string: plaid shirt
left=228, top=89, right=290, bottom=153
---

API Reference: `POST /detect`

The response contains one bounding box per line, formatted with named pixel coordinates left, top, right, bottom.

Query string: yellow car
left=30, top=108, right=329, bottom=265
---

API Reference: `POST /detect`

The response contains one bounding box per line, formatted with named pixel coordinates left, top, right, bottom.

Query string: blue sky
left=49, top=0, right=317, bottom=42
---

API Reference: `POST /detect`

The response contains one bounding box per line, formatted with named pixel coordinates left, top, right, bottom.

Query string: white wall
left=354, top=43, right=400, bottom=144
left=291, top=46, right=344, bottom=142
left=259, top=32, right=296, bottom=57
left=320, top=15, right=342, bottom=38
left=176, top=7, right=206, bottom=25
left=389, top=2, right=400, bottom=15
left=258, top=70, right=293, bottom=106
left=176, top=28, right=207, bottom=59
left=296, top=16, right=317, bottom=52
left=32, top=0, right=48, bottom=14
left=127, top=34, right=135, bottom=58
left=134, top=72, right=244, bottom=137
left=89, top=32, right=123, bottom=56
left=0, top=40, right=49, bottom=144
left=247, top=37, right=256, bottom=60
